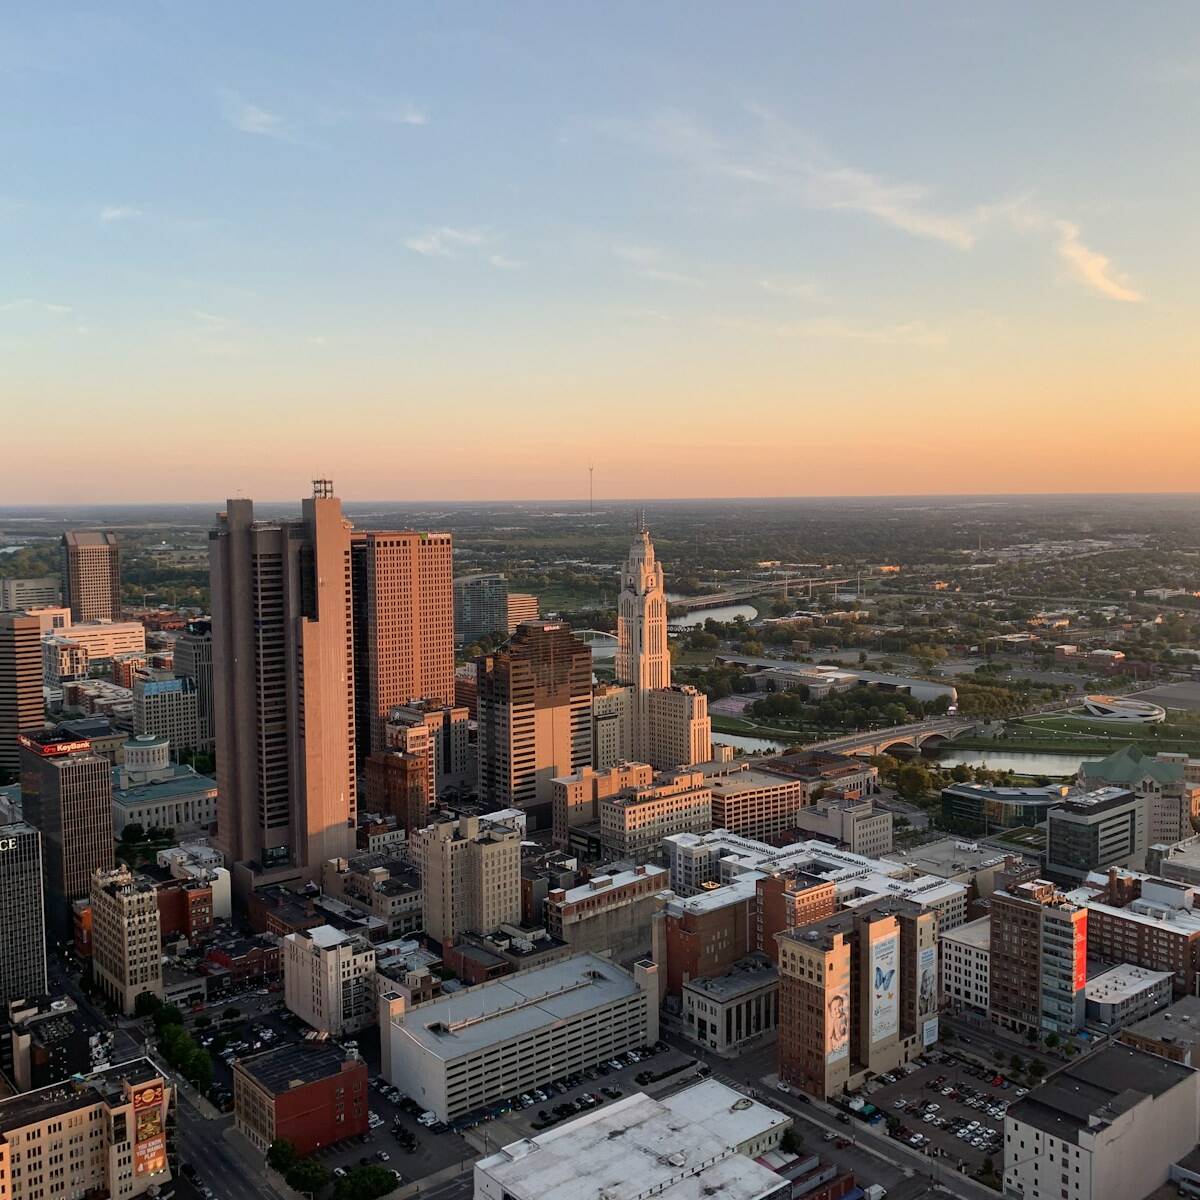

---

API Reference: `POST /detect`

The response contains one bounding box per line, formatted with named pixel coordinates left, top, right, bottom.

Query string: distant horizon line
left=1, top=488, right=1199, bottom=510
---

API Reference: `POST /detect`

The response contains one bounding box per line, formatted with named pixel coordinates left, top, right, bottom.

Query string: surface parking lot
left=861, top=1052, right=1027, bottom=1171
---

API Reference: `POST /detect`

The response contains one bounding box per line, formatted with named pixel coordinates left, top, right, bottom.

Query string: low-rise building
left=1084, top=963, right=1173, bottom=1031
left=551, top=762, right=654, bottom=851
left=940, top=915, right=990, bottom=1014
left=681, top=953, right=778, bottom=1056
left=1080, top=745, right=1200, bottom=847
left=1002, top=1044, right=1200, bottom=1200
left=792, top=795, right=893, bottom=857
left=760, top=749, right=879, bottom=799
left=474, top=1081, right=791, bottom=1200
left=0, top=1059, right=173, bottom=1198
left=652, top=880, right=758, bottom=998
left=283, top=925, right=376, bottom=1036
left=941, top=780, right=1075, bottom=833
left=599, top=769, right=712, bottom=863
left=544, top=864, right=667, bottom=962
left=234, top=1043, right=368, bottom=1154
left=1046, top=787, right=1145, bottom=881
left=702, top=763, right=806, bottom=841
left=321, top=853, right=423, bottom=937
left=3, top=996, right=114, bottom=1092
left=1118, top=995, right=1200, bottom=1065
left=111, top=736, right=218, bottom=836
left=380, top=952, right=659, bottom=1122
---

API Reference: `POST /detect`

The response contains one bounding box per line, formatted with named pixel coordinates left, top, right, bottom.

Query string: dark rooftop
left=236, top=1043, right=357, bottom=1095
left=0, top=1057, right=161, bottom=1133
left=1008, top=1044, right=1195, bottom=1145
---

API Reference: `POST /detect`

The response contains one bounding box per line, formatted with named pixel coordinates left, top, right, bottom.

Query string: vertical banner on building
left=922, top=1016, right=939, bottom=1046
left=1073, top=910, right=1088, bottom=994
left=870, top=933, right=899, bottom=1042
left=918, top=944, right=937, bottom=1018
left=825, top=960, right=850, bottom=1064
left=132, top=1081, right=166, bottom=1176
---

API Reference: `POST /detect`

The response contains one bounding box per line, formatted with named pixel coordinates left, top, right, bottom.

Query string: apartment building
left=544, top=864, right=668, bottom=961
left=0, top=612, right=42, bottom=775
left=61, top=530, right=121, bottom=622
left=476, top=622, right=593, bottom=829
left=283, top=925, right=376, bottom=1036
left=379, top=953, right=659, bottom=1122
left=551, top=762, right=654, bottom=850
left=652, top=879, right=758, bottom=997
left=452, top=573, right=510, bottom=645
left=0, top=1059, right=173, bottom=1200
left=989, top=880, right=1087, bottom=1035
left=755, top=871, right=839, bottom=961
left=90, top=866, right=164, bottom=1016
left=940, top=915, right=990, bottom=1014
left=1003, top=1045, right=1199, bottom=1200
left=777, top=899, right=939, bottom=1099
left=411, top=815, right=521, bottom=945
left=364, top=748, right=432, bottom=835
left=599, top=770, right=712, bottom=863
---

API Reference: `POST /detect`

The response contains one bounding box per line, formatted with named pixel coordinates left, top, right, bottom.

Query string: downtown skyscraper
left=616, top=521, right=671, bottom=760
left=209, top=482, right=357, bottom=886
left=61, top=530, right=121, bottom=622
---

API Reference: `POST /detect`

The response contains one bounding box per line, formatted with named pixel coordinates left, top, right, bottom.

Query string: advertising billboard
left=825, top=970, right=850, bottom=1064
left=918, top=944, right=937, bottom=1018
left=922, top=1016, right=939, bottom=1047
left=1073, top=911, right=1088, bottom=993
left=870, top=933, right=899, bottom=1042
left=132, top=1081, right=166, bottom=1177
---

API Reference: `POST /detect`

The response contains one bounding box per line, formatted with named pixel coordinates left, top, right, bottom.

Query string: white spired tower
left=617, top=516, right=670, bottom=758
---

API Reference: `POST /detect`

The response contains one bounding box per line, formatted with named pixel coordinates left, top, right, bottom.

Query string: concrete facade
left=545, top=864, right=667, bottom=961
left=90, top=866, right=163, bottom=1016
left=283, top=924, right=376, bottom=1036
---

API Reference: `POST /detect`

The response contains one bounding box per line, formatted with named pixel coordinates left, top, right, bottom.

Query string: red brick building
left=654, top=886, right=755, bottom=997
left=234, top=1044, right=368, bottom=1155
left=156, top=879, right=214, bottom=940
left=755, top=871, right=838, bottom=962
left=204, top=937, right=281, bottom=986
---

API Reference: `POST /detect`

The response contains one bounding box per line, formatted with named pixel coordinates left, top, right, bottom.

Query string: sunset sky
left=2, top=3, right=1197, bottom=502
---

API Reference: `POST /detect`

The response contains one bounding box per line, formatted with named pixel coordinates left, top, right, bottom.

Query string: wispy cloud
left=404, top=227, right=519, bottom=269
left=404, top=227, right=486, bottom=258
left=98, top=204, right=143, bottom=223
left=759, top=278, right=827, bottom=303
left=220, top=90, right=288, bottom=139
left=386, top=103, right=429, bottom=127
left=615, top=244, right=702, bottom=286
left=0, top=298, right=72, bottom=315
left=1054, top=221, right=1143, bottom=303
left=608, top=108, right=1144, bottom=300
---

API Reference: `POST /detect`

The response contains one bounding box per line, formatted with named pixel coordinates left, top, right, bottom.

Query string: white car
left=776, top=1082, right=791, bottom=1094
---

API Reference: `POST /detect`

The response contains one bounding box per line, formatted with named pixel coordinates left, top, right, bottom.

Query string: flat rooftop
left=941, top=915, right=991, bottom=950
left=552, top=864, right=667, bottom=906
left=0, top=1058, right=162, bottom=1133
left=237, top=1043, right=354, bottom=1094
left=683, top=956, right=778, bottom=1001
left=1120, top=995, right=1200, bottom=1049
left=476, top=1081, right=788, bottom=1200
left=885, top=837, right=1011, bottom=878
left=393, top=953, right=639, bottom=1061
left=1007, top=1044, right=1194, bottom=1145
left=1085, top=963, right=1173, bottom=1004
left=707, top=768, right=802, bottom=796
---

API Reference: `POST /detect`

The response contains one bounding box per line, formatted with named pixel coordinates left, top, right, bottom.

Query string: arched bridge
left=575, top=629, right=617, bottom=647
left=800, top=717, right=977, bottom=758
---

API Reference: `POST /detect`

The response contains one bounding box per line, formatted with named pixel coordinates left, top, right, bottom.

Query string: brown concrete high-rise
left=476, top=621, right=592, bottom=829
left=350, top=530, right=454, bottom=760
left=0, top=612, right=43, bottom=774
left=209, top=483, right=357, bottom=891
left=61, top=530, right=121, bottom=622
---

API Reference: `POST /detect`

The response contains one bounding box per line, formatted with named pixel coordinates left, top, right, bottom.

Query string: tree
left=1028, top=1059, right=1046, bottom=1079
left=120, top=823, right=146, bottom=844
left=1010, top=1054, right=1024, bottom=1074
left=781, top=1128, right=803, bottom=1154
left=286, top=1158, right=331, bottom=1194
left=153, top=1003, right=183, bottom=1035
left=335, top=1165, right=397, bottom=1200
left=267, top=1139, right=298, bottom=1174
left=134, top=991, right=162, bottom=1019
left=223, top=1007, right=242, bottom=1021
left=1044, top=1033, right=1060, bottom=1049
left=950, top=763, right=972, bottom=783
left=895, top=762, right=933, bottom=800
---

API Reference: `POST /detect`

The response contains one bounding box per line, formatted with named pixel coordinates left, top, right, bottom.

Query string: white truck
left=864, top=1187, right=888, bottom=1200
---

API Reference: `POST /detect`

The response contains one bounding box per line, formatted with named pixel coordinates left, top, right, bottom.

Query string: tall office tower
left=616, top=523, right=670, bottom=759
left=388, top=700, right=471, bottom=795
left=350, top=530, right=454, bottom=759
left=591, top=682, right=632, bottom=770
left=90, top=866, right=163, bottom=1016
left=173, top=620, right=214, bottom=749
left=645, top=685, right=712, bottom=770
left=414, top=815, right=521, bottom=945
left=0, top=820, right=48, bottom=1003
left=476, top=621, right=593, bottom=829
left=453, top=573, right=510, bottom=644
left=19, top=731, right=114, bottom=936
left=0, top=577, right=61, bottom=609
left=133, top=673, right=199, bottom=751
left=505, top=592, right=539, bottom=634
left=0, top=612, right=43, bottom=775
left=61, top=530, right=121, bottom=622
left=989, top=878, right=1087, bottom=1036
left=209, top=483, right=356, bottom=888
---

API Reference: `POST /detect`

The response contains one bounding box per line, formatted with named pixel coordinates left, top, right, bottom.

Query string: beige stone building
left=0, top=1059, right=173, bottom=1200
left=644, top=685, right=711, bottom=771
left=91, top=866, right=163, bottom=1016
left=599, top=770, right=712, bottom=863
left=590, top=682, right=632, bottom=769
left=283, top=924, right=377, bottom=1036
left=551, top=762, right=654, bottom=850
left=413, top=815, right=521, bottom=944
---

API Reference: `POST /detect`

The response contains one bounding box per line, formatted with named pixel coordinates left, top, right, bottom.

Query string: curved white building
left=1081, top=695, right=1166, bottom=724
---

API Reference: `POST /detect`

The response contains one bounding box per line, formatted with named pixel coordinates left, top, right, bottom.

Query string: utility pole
left=588, top=462, right=594, bottom=514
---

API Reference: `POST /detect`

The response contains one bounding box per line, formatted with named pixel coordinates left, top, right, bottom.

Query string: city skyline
left=3, top=3, right=1196, bottom=502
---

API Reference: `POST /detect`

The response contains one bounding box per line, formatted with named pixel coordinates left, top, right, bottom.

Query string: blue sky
left=2, top=3, right=1197, bottom=500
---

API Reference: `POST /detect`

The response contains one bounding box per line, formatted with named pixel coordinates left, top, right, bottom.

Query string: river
left=711, top=731, right=787, bottom=754
left=928, top=747, right=1091, bottom=777
left=668, top=602, right=759, bottom=629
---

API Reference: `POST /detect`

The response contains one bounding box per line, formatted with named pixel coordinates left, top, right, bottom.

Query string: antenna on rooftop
left=588, top=462, right=594, bottom=514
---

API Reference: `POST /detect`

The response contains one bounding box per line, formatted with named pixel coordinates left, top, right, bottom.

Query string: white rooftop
left=941, top=915, right=991, bottom=950
left=475, top=1082, right=787, bottom=1200
left=1085, top=962, right=1174, bottom=1004
left=552, top=864, right=668, bottom=906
